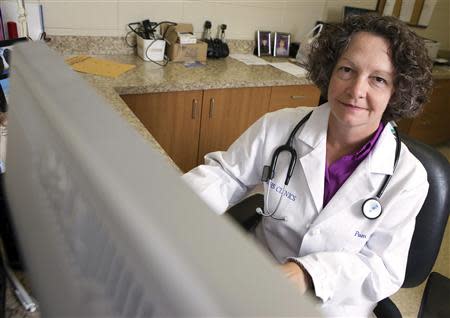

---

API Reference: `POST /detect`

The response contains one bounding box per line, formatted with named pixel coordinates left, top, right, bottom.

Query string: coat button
left=312, top=228, right=321, bottom=236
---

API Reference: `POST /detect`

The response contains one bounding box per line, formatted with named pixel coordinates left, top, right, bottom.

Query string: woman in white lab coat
left=183, top=14, right=433, bottom=317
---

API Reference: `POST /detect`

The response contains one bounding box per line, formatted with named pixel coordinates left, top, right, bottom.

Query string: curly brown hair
left=305, top=14, right=433, bottom=122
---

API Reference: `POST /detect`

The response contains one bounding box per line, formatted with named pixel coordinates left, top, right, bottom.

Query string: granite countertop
left=76, top=54, right=314, bottom=166
left=78, top=54, right=450, bottom=161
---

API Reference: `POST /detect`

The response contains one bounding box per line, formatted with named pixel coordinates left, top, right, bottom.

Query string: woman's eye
left=373, top=76, right=387, bottom=85
left=336, top=66, right=353, bottom=79
left=340, top=66, right=352, bottom=73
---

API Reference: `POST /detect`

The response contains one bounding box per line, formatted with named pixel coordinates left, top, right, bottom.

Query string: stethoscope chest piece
left=362, top=198, right=382, bottom=219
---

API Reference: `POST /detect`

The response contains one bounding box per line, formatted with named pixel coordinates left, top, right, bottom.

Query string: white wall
left=2, top=0, right=449, bottom=49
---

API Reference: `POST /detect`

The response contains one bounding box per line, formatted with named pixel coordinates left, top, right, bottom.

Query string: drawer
left=269, top=85, right=320, bottom=111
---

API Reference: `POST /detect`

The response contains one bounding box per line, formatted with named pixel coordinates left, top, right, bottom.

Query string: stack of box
left=160, top=23, right=207, bottom=62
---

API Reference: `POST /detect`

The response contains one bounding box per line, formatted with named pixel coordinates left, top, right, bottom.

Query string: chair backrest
left=401, top=135, right=450, bottom=288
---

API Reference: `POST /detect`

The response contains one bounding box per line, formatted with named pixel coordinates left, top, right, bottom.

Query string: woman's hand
left=280, top=261, right=312, bottom=295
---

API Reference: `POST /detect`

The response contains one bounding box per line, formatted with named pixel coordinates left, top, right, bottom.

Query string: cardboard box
left=160, top=23, right=207, bottom=62
left=161, top=23, right=193, bottom=45
left=166, top=41, right=208, bottom=62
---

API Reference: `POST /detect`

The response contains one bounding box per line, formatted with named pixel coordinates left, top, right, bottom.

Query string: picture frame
left=256, top=30, right=271, bottom=56
left=274, top=32, right=290, bottom=57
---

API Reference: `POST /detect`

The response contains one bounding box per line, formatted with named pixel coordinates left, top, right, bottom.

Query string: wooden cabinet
left=121, top=84, right=320, bottom=172
left=121, top=90, right=203, bottom=172
left=198, top=87, right=271, bottom=163
left=269, top=84, right=320, bottom=111
left=398, top=79, right=450, bottom=145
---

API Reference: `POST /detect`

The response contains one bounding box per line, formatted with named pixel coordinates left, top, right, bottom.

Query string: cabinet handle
left=290, top=95, right=306, bottom=100
left=191, top=99, right=198, bottom=119
left=209, top=97, right=215, bottom=119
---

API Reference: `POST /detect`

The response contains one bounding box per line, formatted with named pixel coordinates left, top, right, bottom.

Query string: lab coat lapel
left=315, top=159, right=373, bottom=225
left=297, top=104, right=330, bottom=213
left=313, top=123, right=397, bottom=226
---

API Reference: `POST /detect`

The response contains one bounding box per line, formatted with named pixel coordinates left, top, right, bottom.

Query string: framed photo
left=256, top=30, right=271, bottom=56
left=274, top=32, right=290, bottom=57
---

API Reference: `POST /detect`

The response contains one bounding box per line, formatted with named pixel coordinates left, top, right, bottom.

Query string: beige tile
left=180, top=1, right=214, bottom=39
left=41, top=0, right=116, bottom=2
left=433, top=219, right=450, bottom=277
left=41, top=1, right=118, bottom=33
left=391, top=283, right=425, bottom=318
left=117, top=1, right=183, bottom=36
left=283, top=1, right=326, bottom=42
left=198, top=1, right=286, bottom=40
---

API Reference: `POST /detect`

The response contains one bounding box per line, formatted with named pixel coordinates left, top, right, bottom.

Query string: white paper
left=229, top=54, right=269, bottom=65
left=418, top=0, right=437, bottom=26
left=0, top=2, right=43, bottom=40
left=269, top=62, right=308, bottom=78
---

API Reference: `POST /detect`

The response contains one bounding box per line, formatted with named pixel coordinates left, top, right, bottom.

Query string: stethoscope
left=257, top=111, right=401, bottom=221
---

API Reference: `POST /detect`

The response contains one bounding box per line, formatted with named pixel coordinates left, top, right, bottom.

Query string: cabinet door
left=198, top=87, right=271, bottom=164
left=121, top=91, right=203, bottom=172
left=406, top=79, right=450, bottom=145
left=269, top=85, right=320, bottom=111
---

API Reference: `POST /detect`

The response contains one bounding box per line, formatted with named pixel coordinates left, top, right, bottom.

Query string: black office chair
left=227, top=135, right=450, bottom=318
left=373, top=135, right=450, bottom=318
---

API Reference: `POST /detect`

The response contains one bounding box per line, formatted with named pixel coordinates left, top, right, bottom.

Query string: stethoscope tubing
left=259, top=111, right=401, bottom=221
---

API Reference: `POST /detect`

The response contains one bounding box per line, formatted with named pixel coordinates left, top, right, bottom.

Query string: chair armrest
left=374, top=297, right=402, bottom=318
left=226, top=194, right=263, bottom=231
left=418, top=272, right=450, bottom=318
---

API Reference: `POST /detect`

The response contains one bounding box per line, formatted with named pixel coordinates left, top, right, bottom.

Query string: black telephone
left=127, top=19, right=167, bottom=40
left=202, top=21, right=229, bottom=59
left=142, top=19, right=157, bottom=39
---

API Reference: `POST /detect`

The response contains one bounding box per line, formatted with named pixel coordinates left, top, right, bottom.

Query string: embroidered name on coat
left=269, top=181, right=297, bottom=201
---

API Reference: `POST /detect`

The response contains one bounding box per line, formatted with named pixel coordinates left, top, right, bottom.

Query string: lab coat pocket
left=339, top=229, right=371, bottom=253
left=323, top=220, right=371, bottom=253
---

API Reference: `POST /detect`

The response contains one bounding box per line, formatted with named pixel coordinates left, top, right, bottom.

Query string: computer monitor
left=5, top=42, right=318, bottom=317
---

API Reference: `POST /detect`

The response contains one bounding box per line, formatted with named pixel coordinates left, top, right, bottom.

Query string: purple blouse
left=323, top=123, right=384, bottom=207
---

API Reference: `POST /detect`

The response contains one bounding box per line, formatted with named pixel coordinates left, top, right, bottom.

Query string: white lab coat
left=182, top=103, right=429, bottom=317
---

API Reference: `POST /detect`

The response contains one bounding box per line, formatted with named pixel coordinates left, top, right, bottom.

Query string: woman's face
left=327, top=31, right=395, bottom=134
